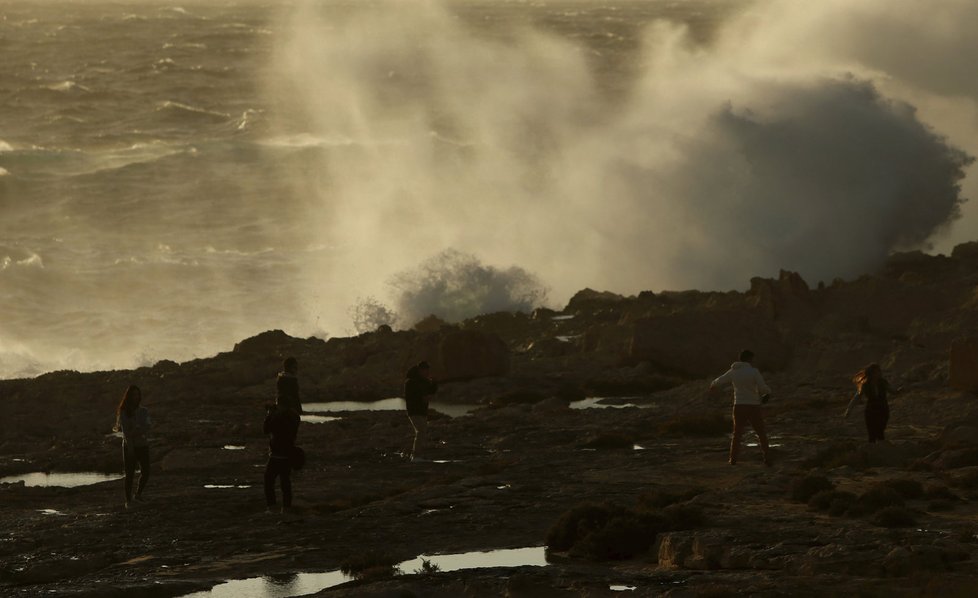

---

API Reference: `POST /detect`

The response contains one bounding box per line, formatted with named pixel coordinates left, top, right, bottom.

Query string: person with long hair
left=114, top=385, right=151, bottom=507
left=845, top=363, right=892, bottom=443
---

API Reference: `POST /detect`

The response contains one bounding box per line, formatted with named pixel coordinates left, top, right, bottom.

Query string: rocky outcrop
left=436, top=329, right=510, bottom=381
left=950, top=337, right=978, bottom=392
left=630, top=310, right=789, bottom=377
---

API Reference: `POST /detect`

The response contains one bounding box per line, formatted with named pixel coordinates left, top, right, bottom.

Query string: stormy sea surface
left=0, top=1, right=730, bottom=379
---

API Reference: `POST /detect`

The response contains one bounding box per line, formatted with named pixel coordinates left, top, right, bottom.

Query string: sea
left=0, top=0, right=730, bottom=379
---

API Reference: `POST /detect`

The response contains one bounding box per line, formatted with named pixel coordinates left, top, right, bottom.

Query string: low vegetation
left=546, top=497, right=708, bottom=561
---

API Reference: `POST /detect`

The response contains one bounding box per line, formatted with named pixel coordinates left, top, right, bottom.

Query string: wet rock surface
left=4, top=245, right=978, bottom=595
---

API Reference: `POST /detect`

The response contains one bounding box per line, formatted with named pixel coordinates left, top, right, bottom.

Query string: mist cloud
left=271, top=0, right=974, bottom=328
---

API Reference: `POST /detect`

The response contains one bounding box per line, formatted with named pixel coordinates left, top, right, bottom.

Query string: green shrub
left=547, top=501, right=679, bottom=561
left=573, top=513, right=665, bottom=560
left=872, top=506, right=917, bottom=527
left=340, top=551, right=399, bottom=580
left=789, top=475, right=834, bottom=503
left=412, top=558, right=440, bottom=576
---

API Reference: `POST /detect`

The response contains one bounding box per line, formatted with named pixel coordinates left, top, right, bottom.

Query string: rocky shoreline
left=3, top=244, right=978, bottom=596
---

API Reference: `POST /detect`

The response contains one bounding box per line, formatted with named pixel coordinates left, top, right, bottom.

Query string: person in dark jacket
left=404, top=361, right=438, bottom=462
left=276, top=357, right=302, bottom=415
left=263, top=399, right=300, bottom=510
left=845, top=363, right=894, bottom=443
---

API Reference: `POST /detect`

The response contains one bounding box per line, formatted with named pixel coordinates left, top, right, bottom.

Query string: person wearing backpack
left=709, top=350, right=773, bottom=466
left=404, top=360, right=438, bottom=462
left=263, top=398, right=300, bottom=512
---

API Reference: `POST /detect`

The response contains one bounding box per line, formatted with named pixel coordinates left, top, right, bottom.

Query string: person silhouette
left=845, top=363, right=893, bottom=443
left=114, top=385, right=151, bottom=508
left=263, top=398, right=300, bottom=512
left=710, top=350, right=773, bottom=466
left=403, top=361, right=438, bottom=462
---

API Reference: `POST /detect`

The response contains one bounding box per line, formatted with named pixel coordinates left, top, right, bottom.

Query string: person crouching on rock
left=114, top=385, right=151, bottom=508
left=404, top=360, right=438, bottom=462
left=709, top=350, right=773, bottom=466
left=263, top=398, right=300, bottom=512
left=845, top=363, right=893, bottom=443
left=277, top=356, right=302, bottom=415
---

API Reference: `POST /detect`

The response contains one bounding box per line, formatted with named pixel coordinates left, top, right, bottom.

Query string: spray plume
left=269, top=0, right=975, bottom=329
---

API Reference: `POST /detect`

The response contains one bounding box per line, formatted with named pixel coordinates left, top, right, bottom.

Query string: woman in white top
left=114, top=385, right=151, bottom=507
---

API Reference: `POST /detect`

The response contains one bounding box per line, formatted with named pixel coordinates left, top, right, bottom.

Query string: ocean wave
left=0, top=140, right=12, bottom=152
left=45, top=80, right=91, bottom=93
left=0, top=142, right=191, bottom=179
left=0, top=252, right=44, bottom=271
left=258, top=133, right=358, bottom=149
left=157, top=100, right=231, bottom=122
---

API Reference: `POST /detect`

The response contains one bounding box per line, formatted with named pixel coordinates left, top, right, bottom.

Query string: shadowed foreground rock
left=3, top=243, right=978, bottom=596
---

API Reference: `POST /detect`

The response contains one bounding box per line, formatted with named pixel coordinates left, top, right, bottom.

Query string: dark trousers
left=730, top=404, right=769, bottom=464
left=865, top=404, right=889, bottom=443
left=264, top=456, right=292, bottom=507
left=123, top=444, right=150, bottom=502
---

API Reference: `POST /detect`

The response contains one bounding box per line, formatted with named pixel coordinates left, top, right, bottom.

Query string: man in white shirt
left=710, top=350, right=772, bottom=466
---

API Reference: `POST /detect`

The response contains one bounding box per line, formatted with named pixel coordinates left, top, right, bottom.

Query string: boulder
left=565, top=288, right=626, bottom=312
left=436, top=330, right=510, bottom=381
left=630, top=311, right=789, bottom=377
left=949, top=337, right=978, bottom=392
left=657, top=532, right=694, bottom=569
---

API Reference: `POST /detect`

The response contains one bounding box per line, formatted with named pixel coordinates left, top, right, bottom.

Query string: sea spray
left=271, top=0, right=972, bottom=329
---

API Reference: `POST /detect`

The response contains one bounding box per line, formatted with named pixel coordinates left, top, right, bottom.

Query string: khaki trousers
left=730, top=404, right=769, bottom=464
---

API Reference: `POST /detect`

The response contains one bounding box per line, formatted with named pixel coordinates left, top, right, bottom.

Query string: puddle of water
left=611, top=586, right=637, bottom=592
left=551, top=314, right=575, bottom=320
left=203, top=484, right=251, bottom=489
left=570, top=397, right=658, bottom=410
left=37, top=509, right=66, bottom=516
left=304, top=399, right=476, bottom=418
left=300, top=414, right=341, bottom=424
left=181, top=571, right=350, bottom=598
left=746, top=443, right=783, bottom=448
left=180, top=546, right=547, bottom=597
left=633, top=444, right=646, bottom=451
left=0, top=472, right=123, bottom=488
left=12, top=458, right=26, bottom=462
left=399, top=546, right=547, bottom=573
left=222, top=445, right=246, bottom=451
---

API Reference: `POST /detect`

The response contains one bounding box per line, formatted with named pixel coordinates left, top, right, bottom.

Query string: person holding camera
left=263, top=398, right=300, bottom=512
left=709, top=349, right=773, bottom=466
